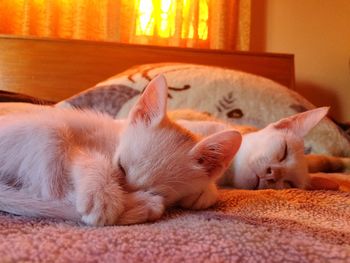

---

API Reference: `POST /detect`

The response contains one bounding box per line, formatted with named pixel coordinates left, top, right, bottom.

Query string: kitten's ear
left=128, top=74, right=168, bottom=126
left=190, top=130, right=242, bottom=178
left=272, top=107, right=329, bottom=137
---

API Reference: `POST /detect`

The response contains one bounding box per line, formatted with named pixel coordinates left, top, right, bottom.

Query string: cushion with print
left=56, top=63, right=350, bottom=157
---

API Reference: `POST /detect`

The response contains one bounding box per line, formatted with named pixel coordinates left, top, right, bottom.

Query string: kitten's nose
left=261, top=166, right=282, bottom=183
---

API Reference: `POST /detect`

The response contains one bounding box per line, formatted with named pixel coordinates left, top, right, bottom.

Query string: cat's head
left=116, top=75, right=241, bottom=207
left=232, top=107, right=329, bottom=190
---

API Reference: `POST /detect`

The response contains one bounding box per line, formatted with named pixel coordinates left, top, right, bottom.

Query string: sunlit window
left=0, top=0, right=250, bottom=50
left=135, top=0, right=208, bottom=40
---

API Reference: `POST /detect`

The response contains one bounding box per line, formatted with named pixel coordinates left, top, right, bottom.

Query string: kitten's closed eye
left=279, top=143, right=288, bottom=162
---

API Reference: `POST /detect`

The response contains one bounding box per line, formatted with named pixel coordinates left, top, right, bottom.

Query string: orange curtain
left=0, top=0, right=251, bottom=50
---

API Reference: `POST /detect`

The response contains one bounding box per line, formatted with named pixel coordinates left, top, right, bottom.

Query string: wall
left=250, top=0, right=350, bottom=122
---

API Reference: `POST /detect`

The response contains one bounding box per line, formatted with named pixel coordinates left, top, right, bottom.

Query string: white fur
left=0, top=75, right=241, bottom=226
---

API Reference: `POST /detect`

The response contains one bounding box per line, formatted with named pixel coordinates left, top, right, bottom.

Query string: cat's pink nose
left=261, top=167, right=282, bottom=183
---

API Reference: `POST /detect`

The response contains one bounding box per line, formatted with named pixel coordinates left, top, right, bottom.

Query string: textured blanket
left=1, top=189, right=350, bottom=262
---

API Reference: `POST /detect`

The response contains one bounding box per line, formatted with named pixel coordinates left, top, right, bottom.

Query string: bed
left=0, top=36, right=350, bottom=262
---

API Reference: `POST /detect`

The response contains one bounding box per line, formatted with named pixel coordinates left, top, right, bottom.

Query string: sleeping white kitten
left=0, top=75, right=241, bottom=226
left=172, top=107, right=344, bottom=190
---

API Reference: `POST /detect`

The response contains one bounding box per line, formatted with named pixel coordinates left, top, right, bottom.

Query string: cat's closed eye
left=279, top=143, right=288, bottom=162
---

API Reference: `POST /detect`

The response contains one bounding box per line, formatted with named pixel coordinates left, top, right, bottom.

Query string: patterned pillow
left=56, top=63, right=350, bottom=157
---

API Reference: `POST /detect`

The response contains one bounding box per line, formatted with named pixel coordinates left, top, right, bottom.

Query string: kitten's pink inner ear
left=128, top=74, right=168, bottom=126
left=191, top=130, right=242, bottom=178
left=273, top=107, right=329, bottom=137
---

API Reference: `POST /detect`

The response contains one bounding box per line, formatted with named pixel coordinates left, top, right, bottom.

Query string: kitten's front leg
left=71, top=150, right=125, bottom=226
left=118, top=191, right=165, bottom=225
left=179, top=183, right=218, bottom=210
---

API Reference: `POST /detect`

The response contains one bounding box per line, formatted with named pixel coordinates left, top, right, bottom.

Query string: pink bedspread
left=1, top=189, right=350, bottom=262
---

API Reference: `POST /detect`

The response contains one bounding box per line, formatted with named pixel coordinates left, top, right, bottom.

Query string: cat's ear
left=128, top=74, right=168, bottom=126
left=190, top=130, right=242, bottom=178
left=272, top=107, right=329, bottom=137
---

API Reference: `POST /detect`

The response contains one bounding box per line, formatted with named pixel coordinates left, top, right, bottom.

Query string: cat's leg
left=179, top=183, right=218, bottom=210
left=308, top=172, right=350, bottom=192
left=117, top=191, right=165, bottom=225
left=306, top=154, right=350, bottom=173
left=71, top=150, right=125, bottom=226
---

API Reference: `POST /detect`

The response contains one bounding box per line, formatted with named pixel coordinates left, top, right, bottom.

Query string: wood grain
left=0, top=35, right=295, bottom=101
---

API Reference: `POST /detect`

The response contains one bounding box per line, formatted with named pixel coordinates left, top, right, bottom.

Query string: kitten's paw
left=142, top=192, right=164, bottom=221
left=179, top=183, right=218, bottom=210
left=118, top=191, right=165, bottom=225
left=77, top=184, right=124, bottom=226
left=72, top=151, right=125, bottom=226
left=78, top=196, right=114, bottom=226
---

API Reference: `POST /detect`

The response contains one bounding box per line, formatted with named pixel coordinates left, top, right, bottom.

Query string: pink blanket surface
left=1, top=189, right=350, bottom=262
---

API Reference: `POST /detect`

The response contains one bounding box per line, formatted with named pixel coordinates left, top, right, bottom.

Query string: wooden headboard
left=0, top=36, right=295, bottom=102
